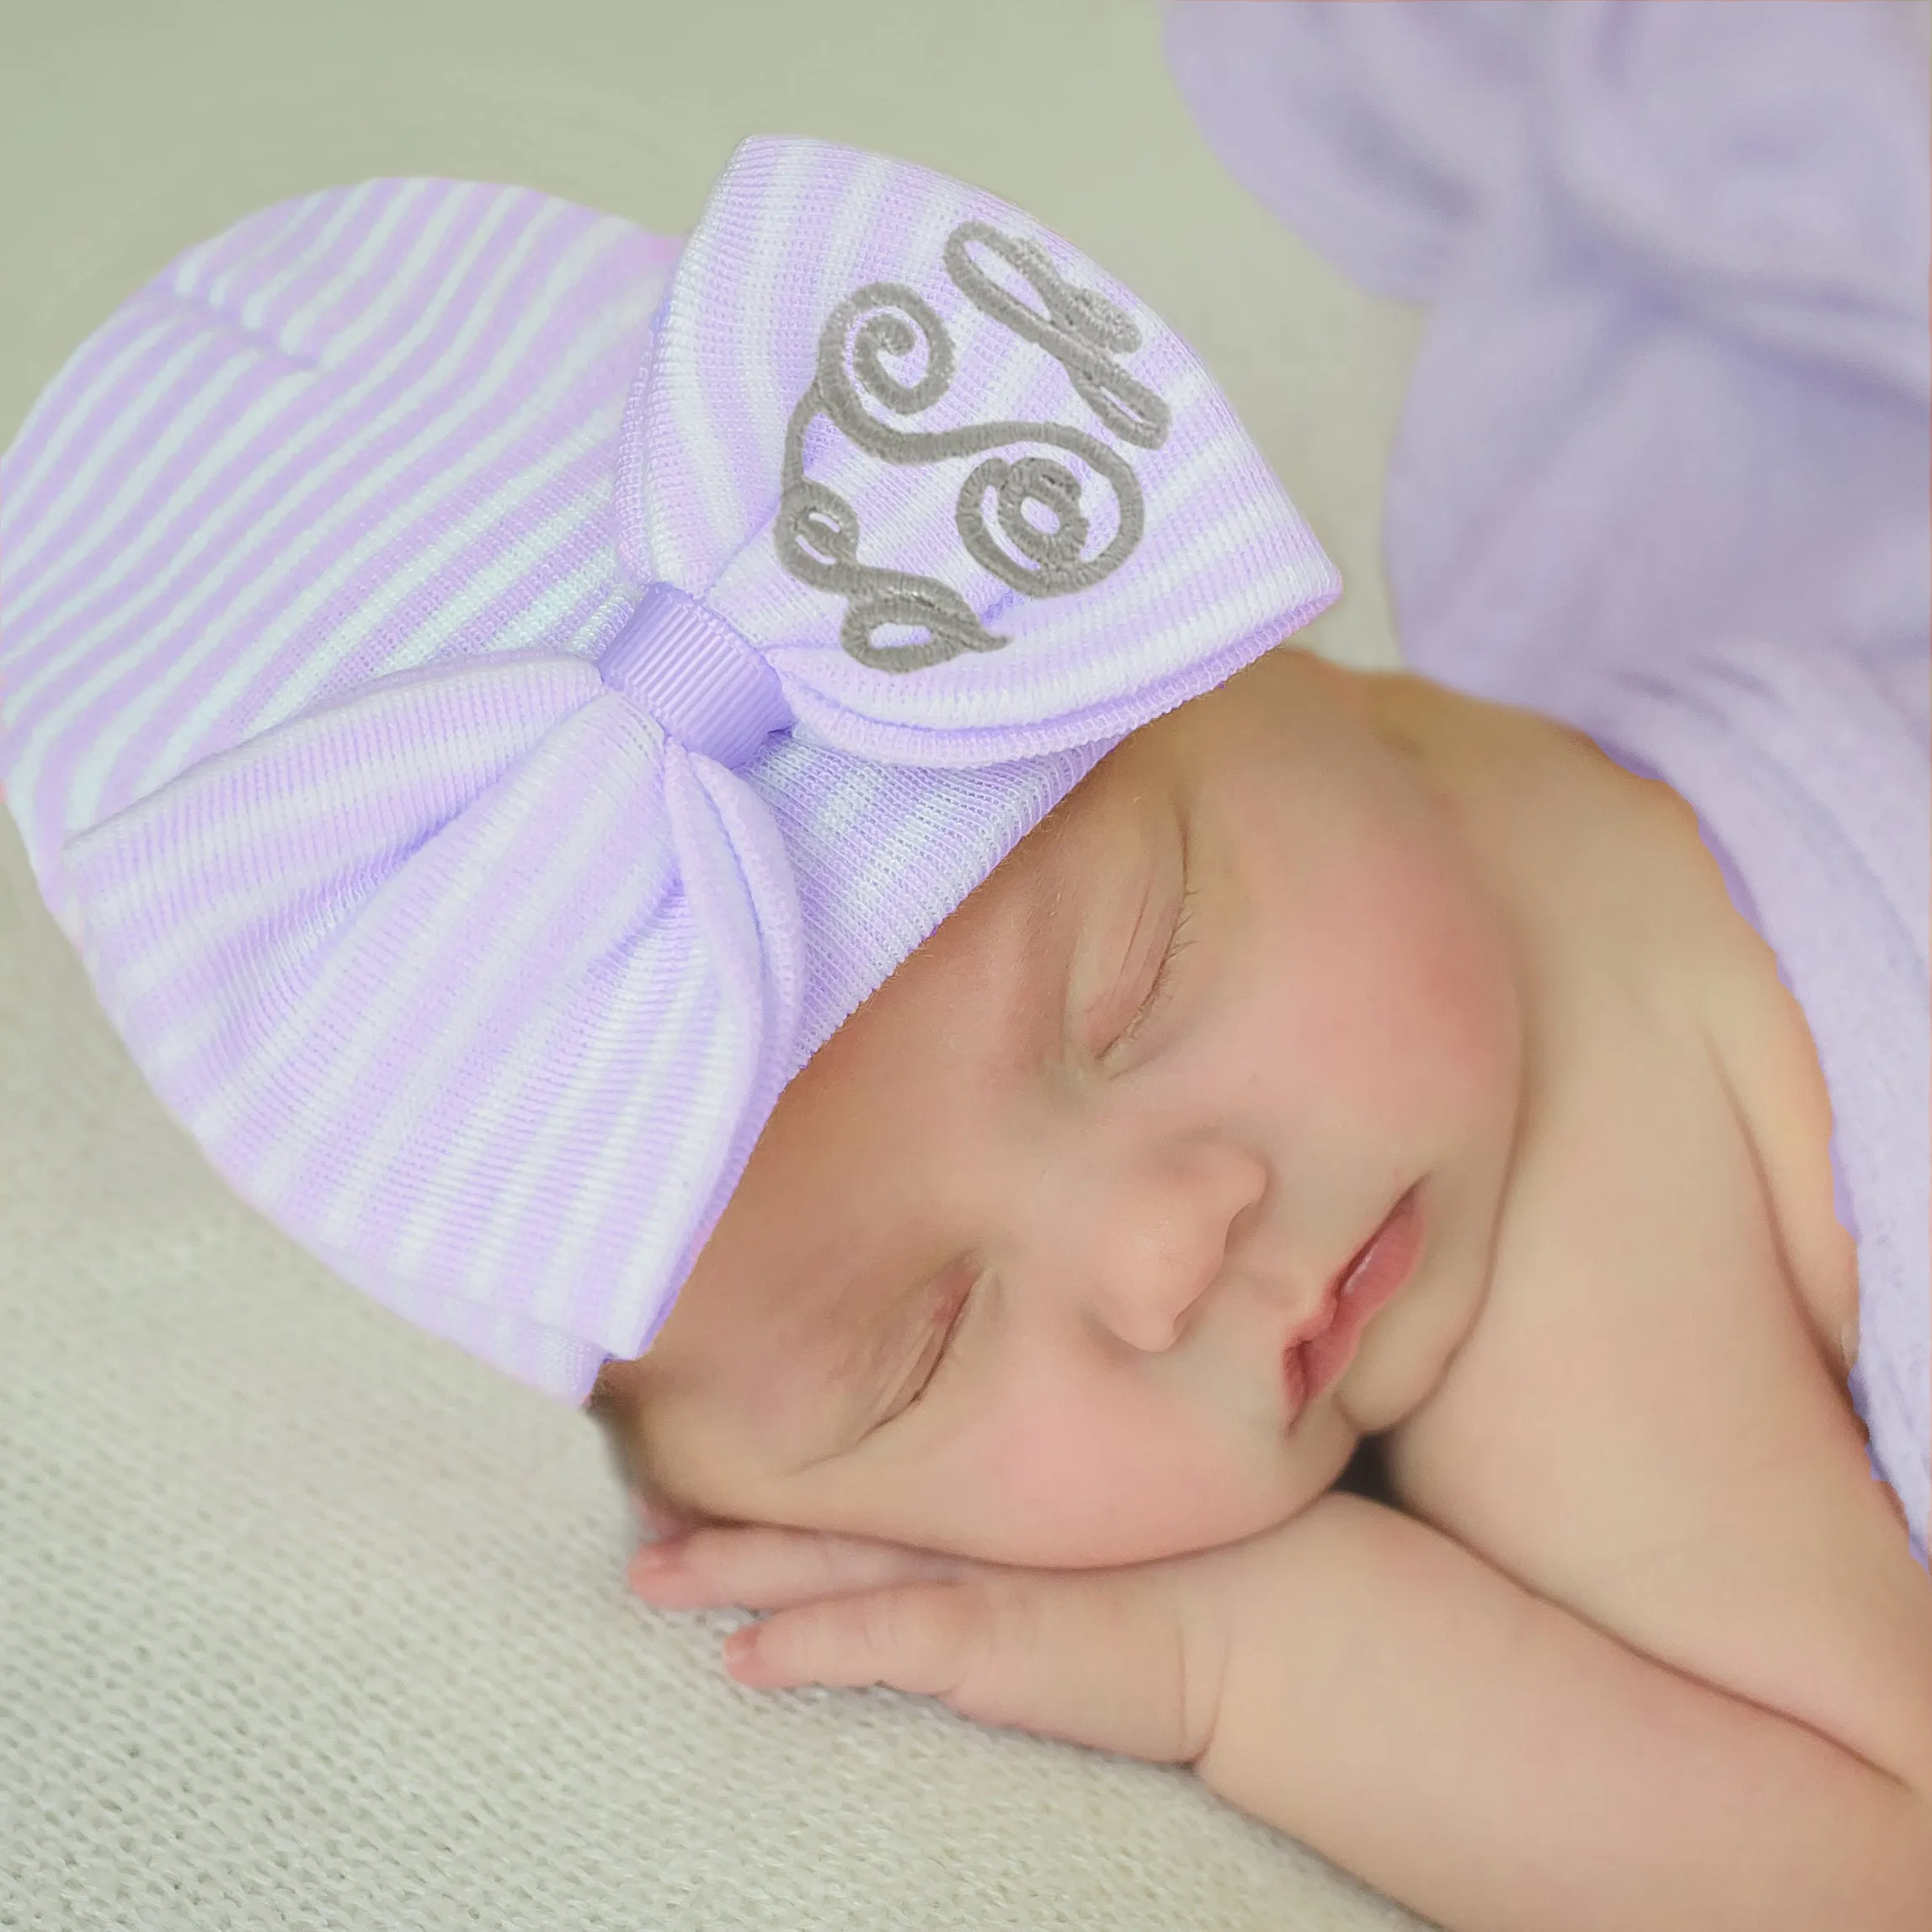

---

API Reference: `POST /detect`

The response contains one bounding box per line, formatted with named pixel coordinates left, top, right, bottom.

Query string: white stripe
left=228, top=183, right=387, bottom=348
left=79, top=684, right=590, bottom=994
left=380, top=830, right=682, bottom=1298
left=465, top=912, right=715, bottom=1339
left=155, top=195, right=324, bottom=310
left=119, top=667, right=595, bottom=1088
left=180, top=702, right=597, bottom=1177
left=191, top=183, right=357, bottom=314
left=248, top=179, right=446, bottom=370
left=648, top=183, right=733, bottom=575
left=2, top=332, right=252, bottom=608
left=729, top=152, right=811, bottom=542
left=531, top=942, right=731, bottom=1344
left=375, top=530, right=630, bottom=678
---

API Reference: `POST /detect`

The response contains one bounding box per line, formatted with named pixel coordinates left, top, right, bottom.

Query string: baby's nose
left=1070, top=1136, right=1268, bottom=1353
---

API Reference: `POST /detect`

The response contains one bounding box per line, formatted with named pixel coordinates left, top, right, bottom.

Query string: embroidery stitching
left=774, top=220, right=1172, bottom=674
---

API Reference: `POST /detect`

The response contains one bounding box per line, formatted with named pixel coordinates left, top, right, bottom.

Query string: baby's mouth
left=1282, top=1184, right=1423, bottom=1423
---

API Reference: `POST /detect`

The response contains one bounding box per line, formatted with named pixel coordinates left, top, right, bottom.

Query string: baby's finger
left=629, top=1520, right=968, bottom=1610
left=723, top=1579, right=983, bottom=1700
left=724, top=1572, right=1211, bottom=1765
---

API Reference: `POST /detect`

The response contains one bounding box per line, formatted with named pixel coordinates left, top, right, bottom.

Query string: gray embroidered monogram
left=775, top=220, right=1173, bottom=673
left=942, top=221, right=1170, bottom=451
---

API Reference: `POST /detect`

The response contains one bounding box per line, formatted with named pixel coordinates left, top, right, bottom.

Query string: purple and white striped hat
left=0, top=136, right=1337, bottom=1402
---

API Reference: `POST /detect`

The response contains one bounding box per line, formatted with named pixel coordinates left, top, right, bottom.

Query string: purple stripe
left=2, top=318, right=184, bottom=550
left=8, top=323, right=303, bottom=718
left=8, top=187, right=472, bottom=700
left=0, top=197, right=454, bottom=805
left=212, top=182, right=434, bottom=365
left=2, top=188, right=414, bottom=621
left=3, top=311, right=242, bottom=620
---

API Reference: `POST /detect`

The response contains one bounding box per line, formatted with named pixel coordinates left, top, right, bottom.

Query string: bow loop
left=60, top=653, right=803, bottom=1383
left=624, top=136, right=1339, bottom=764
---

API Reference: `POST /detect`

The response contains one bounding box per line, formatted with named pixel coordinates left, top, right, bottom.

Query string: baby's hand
left=627, top=1517, right=1243, bottom=1766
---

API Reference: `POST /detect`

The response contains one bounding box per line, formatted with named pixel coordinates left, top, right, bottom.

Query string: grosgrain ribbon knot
left=598, top=582, right=793, bottom=769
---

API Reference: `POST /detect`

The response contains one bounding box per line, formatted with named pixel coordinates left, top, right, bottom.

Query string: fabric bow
left=49, top=136, right=1338, bottom=1398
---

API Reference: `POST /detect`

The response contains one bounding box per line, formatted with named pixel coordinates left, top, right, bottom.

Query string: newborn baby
left=599, top=643, right=1932, bottom=1930
left=3, top=131, right=1927, bottom=1932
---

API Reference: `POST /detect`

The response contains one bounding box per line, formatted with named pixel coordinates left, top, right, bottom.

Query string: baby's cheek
left=958, top=1385, right=1278, bottom=1568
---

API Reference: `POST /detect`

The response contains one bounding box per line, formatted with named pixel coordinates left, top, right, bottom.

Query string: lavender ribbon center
left=597, top=581, right=793, bottom=768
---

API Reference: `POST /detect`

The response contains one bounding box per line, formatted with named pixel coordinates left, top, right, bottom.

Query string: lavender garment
left=1165, top=0, right=1930, bottom=1566
left=0, top=137, right=1338, bottom=1405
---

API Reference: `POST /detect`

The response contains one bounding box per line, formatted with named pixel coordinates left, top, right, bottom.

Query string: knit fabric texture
left=0, top=135, right=1339, bottom=1405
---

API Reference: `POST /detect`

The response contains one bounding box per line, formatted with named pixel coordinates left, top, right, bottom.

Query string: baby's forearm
left=1199, top=1492, right=1932, bottom=1932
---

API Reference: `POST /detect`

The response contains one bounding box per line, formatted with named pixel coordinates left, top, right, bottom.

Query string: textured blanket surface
left=0, top=3, right=1432, bottom=1927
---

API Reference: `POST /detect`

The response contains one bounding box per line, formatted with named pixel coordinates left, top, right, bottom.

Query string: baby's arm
left=634, top=1495, right=1932, bottom=1932
left=1200, top=1492, right=1932, bottom=1932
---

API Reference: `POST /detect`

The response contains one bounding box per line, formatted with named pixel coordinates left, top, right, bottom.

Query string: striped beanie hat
left=0, top=136, right=1338, bottom=1402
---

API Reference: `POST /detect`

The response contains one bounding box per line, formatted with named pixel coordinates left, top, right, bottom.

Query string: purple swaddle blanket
left=1165, top=0, right=1931, bottom=1566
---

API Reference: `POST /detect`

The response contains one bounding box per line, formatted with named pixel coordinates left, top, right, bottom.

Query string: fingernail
left=723, top=1626, right=756, bottom=1664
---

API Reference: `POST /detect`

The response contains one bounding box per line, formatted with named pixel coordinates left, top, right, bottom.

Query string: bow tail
left=61, top=654, right=801, bottom=1397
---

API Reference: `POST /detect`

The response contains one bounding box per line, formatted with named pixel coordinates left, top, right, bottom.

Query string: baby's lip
left=1284, top=1281, right=1342, bottom=1357
left=1281, top=1185, right=1421, bottom=1418
left=1284, top=1214, right=1387, bottom=1353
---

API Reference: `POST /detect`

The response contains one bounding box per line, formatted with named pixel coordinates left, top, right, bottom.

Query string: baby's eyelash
left=884, top=1272, right=975, bottom=1426
left=1113, top=881, right=1198, bottom=1053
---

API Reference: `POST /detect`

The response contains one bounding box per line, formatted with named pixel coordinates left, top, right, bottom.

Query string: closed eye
left=876, top=1266, right=977, bottom=1430
left=1107, top=876, right=1198, bottom=1058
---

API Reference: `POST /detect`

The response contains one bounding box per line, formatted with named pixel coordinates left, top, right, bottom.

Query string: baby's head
left=591, top=645, right=1526, bottom=1569
left=13, top=136, right=1520, bottom=1571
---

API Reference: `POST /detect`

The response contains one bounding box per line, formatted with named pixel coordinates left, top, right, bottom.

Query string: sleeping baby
left=599, top=646, right=1932, bottom=1932
left=1, top=135, right=1926, bottom=1931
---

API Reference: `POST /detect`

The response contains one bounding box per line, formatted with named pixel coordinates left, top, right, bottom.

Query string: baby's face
left=618, top=648, right=1527, bottom=1568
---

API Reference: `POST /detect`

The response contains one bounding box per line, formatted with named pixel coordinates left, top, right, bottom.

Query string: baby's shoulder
left=1379, top=745, right=1932, bottom=1780
left=1433, top=677, right=1858, bottom=1366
